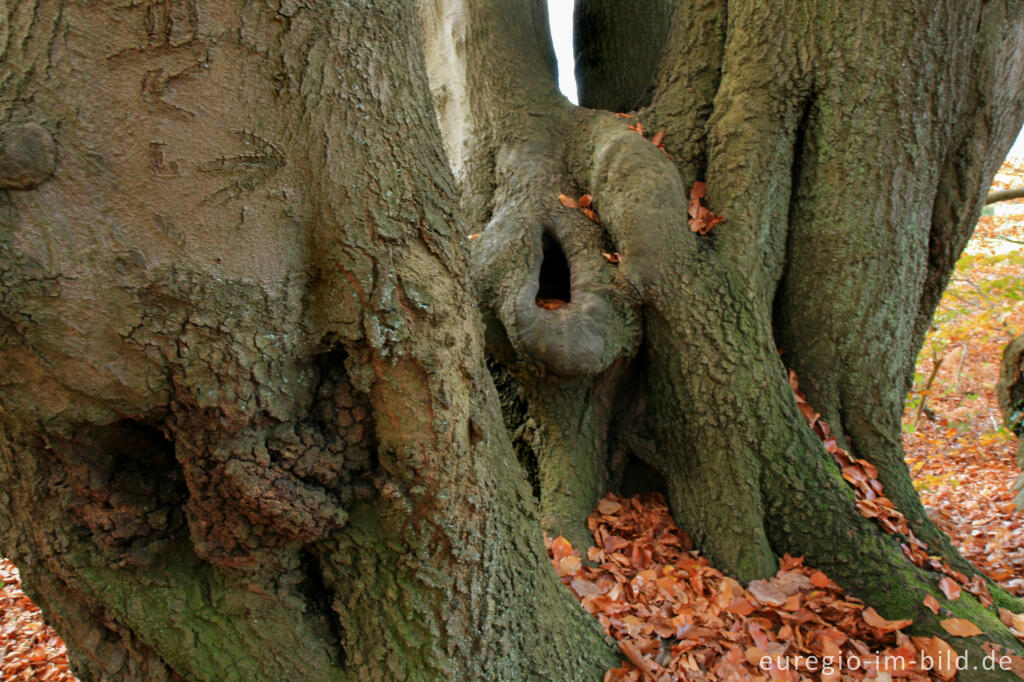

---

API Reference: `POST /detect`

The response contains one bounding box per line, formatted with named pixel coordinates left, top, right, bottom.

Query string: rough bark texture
left=572, top=0, right=673, bottom=112
left=419, top=0, right=1024, bottom=678
left=3, top=0, right=1024, bottom=680
left=0, top=1, right=615, bottom=680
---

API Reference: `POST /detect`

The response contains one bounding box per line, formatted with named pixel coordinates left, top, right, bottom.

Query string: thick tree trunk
left=5, top=0, right=1024, bottom=680
left=0, top=1, right=614, bottom=680
left=420, top=0, right=1024, bottom=678
left=572, top=0, right=673, bottom=112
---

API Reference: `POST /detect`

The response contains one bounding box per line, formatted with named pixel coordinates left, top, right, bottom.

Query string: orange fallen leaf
left=725, top=597, right=755, bottom=616
left=924, top=594, right=941, bottom=614
left=862, top=606, right=913, bottom=632
left=556, top=555, right=582, bottom=577
left=602, top=252, right=621, bottom=264
left=578, top=194, right=593, bottom=208
left=558, top=193, right=578, bottom=209
left=550, top=535, right=574, bottom=562
left=618, top=639, right=659, bottom=675
left=688, top=181, right=724, bottom=235
left=912, top=636, right=958, bottom=679
left=938, top=576, right=961, bottom=601
left=999, top=608, right=1024, bottom=637
left=536, top=298, right=567, bottom=310
left=467, top=233, right=480, bottom=240
left=940, top=618, right=984, bottom=637
left=809, top=570, right=831, bottom=588
left=651, top=131, right=664, bottom=147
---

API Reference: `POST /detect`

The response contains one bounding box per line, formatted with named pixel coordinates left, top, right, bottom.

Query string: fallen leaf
left=809, top=570, right=831, bottom=588
left=748, top=579, right=787, bottom=607
left=618, top=639, right=659, bottom=675
left=999, top=608, right=1024, bottom=637
left=550, top=536, right=574, bottom=562
left=687, top=181, right=724, bottom=235
left=558, top=194, right=578, bottom=209
left=536, top=298, right=567, bottom=310
left=940, top=618, right=984, bottom=637
left=911, top=636, right=958, bottom=679
left=938, top=576, right=961, bottom=601
left=862, top=607, right=913, bottom=633
left=924, top=594, right=941, bottom=614
left=556, top=555, right=582, bottom=577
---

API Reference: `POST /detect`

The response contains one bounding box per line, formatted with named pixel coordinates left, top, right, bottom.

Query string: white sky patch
left=1009, top=127, right=1024, bottom=162
left=547, top=0, right=577, bottom=104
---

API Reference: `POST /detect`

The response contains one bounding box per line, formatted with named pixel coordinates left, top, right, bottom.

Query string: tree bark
left=3, top=0, right=1024, bottom=680
left=572, top=0, right=674, bottom=112
left=0, top=1, right=614, bottom=680
left=419, top=0, right=1024, bottom=678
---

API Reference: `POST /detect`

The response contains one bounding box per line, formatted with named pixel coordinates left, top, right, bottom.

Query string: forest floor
left=2, top=173, right=1023, bottom=681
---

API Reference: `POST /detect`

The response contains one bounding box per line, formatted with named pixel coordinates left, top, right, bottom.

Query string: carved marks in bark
left=195, top=130, right=286, bottom=205
left=101, top=1, right=287, bottom=209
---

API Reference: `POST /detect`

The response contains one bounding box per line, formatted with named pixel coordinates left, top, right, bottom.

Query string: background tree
left=1, top=1, right=1023, bottom=681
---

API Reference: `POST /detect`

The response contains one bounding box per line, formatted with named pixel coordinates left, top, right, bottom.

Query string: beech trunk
left=2, top=0, right=1024, bottom=680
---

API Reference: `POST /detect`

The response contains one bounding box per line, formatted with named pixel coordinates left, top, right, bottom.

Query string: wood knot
left=0, top=122, right=57, bottom=190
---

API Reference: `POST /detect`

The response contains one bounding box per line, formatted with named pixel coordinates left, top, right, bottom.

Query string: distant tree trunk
left=3, top=0, right=1024, bottom=681
left=998, top=334, right=1024, bottom=508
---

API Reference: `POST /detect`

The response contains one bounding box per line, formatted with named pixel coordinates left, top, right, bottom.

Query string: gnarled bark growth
left=1, top=0, right=1024, bottom=679
left=0, top=1, right=615, bottom=680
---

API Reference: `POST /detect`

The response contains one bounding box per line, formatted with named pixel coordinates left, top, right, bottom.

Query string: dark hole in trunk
left=536, top=232, right=571, bottom=308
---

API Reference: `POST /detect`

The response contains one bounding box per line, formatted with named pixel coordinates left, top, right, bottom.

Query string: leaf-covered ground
left=903, top=171, right=1024, bottom=599
left=545, top=350, right=1024, bottom=680
left=548, top=493, right=1024, bottom=681
left=1, top=169, right=1022, bottom=682
left=1, top=559, right=76, bottom=681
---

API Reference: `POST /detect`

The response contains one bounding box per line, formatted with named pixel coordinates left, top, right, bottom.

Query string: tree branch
left=985, top=186, right=1024, bottom=205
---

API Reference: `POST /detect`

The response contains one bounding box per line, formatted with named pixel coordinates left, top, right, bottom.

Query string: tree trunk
left=3, top=0, right=1024, bottom=680
left=421, top=0, right=1024, bottom=677
left=998, top=334, right=1024, bottom=508
left=0, top=1, right=614, bottom=680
